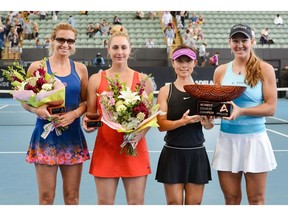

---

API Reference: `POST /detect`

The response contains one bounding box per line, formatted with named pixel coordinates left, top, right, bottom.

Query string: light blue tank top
left=220, top=61, right=265, bottom=134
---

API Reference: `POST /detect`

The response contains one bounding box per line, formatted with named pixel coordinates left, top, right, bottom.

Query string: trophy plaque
left=47, top=100, right=66, bottom=115
left=86, top=113, right=103, bottom=128
left=197, top=101, right=231, bottom=117
left=183, top=84, right=246, bottom=117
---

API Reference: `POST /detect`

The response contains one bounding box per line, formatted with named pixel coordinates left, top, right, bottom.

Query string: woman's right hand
left=181, top=109, right=201, bottom=126
left=35, top=104, right=53, bottom=120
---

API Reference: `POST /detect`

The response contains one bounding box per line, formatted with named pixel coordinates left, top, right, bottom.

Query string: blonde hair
left=48, top=22, right=78, bottom=56
left=245, top=50, right=263, bottom=87
left=108, top=25, right=130, bottom=47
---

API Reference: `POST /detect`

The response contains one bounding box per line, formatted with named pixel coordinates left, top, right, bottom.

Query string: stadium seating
left=22, top=11, right=167, bottom=49
left=181, top=11, right=288, bottom=48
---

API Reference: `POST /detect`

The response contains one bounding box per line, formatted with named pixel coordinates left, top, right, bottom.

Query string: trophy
left=47, top=100, right=66, bottom=115
left=86, top=112, right=103, bottom=128
left=183, top=84, right=246, bottom=117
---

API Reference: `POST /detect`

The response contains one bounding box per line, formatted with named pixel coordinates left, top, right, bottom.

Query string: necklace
left=238, top=71, right=241, bottom=75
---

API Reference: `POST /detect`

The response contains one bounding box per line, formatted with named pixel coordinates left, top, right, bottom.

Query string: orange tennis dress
left=89, top=71, right=152, bottom=177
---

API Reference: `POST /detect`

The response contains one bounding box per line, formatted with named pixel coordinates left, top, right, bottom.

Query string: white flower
left=41, top=83, right=53, bottom=91
left=115, top=100, right=124, bottom=108
left=34, top=70, right=41, bottom=78
left=18, top=81, right=27, bottom=90
left=116, top=104, right=127, bottom=113
left=118, top=88, right=140, bottom=105
left=26, top=77, right=37, bottom=86
left=136, top=112, right=146, bottom=121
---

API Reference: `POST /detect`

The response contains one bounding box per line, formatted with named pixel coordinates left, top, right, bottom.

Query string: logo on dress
left=183, top=97, right=190, bottom=100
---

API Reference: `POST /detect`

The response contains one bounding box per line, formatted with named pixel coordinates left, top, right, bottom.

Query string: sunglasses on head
left=55, top=37, right=76, bottom=45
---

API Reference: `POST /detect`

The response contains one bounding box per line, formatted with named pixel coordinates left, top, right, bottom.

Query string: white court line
left=267, top=116, right=288, bottom=123
left=0, top=152, right=26, bottom=154
left=0, top=111, right=27, bottom=113
left=0, top=105, right=9, bottom=109
left=267, top=128, right=288, bottom=138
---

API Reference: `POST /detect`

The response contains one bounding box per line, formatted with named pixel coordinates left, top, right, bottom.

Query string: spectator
left=164, top=24, right=175, bottom=49
left=135, top=11, right=145, bottom=20
left=4, top=18, right=12, bottom=39
left=186, top=21, right=195, bottom=37
left=93, top=53, right=105, bottom=66
left=146, top=38, right=155, bottom=48
left=43, top=38, right=50, bottom=48
left=162, top=11, right=172, bottom=27
left=100, top=19, right=109, bottom=36
left=183, top=29, right=196, bottom=50
left=51, top=11, right=59, bottom=21
left=16, top=13, right=24, bottom=30
left=197, top=14, right=205, bottom=25
left=94, top=23, right=102, bottom=36
left=199, top=42, right=208, bottom=67
left=86, top=22, right=95, bottom=38
left=113, top=16, right=122, bottom=25
left=194, top=24, right=204, bottom=40
left=259, top=27, right=274, bottom=45
left=147, top=11, right=157, bottom=20
left=35, top=38, right=42, bottom=48
left=80, top=11, right=88, bottom=15
left=274, top=14, right=284, bottom=26
left=24, top=19, right=33, bottom=40
left=14, top=18, right=23, bottom=39
left=39, top=11, right=46, bottom=20
left=176, top=14, right=183, bottom=30
left=32, top=21, right=39, bottom=39
left=68, top=15, right=76, bottom=28
left=189, top=12, right=198, bottom=24
left=180, top=11, right=188, bottom=28
left=8, top=27, right=19, bottom=53
left=108, top=22, right=114, bottom=36
left=196, top=27, right=205, bottom=41
left=259, top=27, right=269, bottom=45
left=209, top=51, right=220, bottom=66
left=103, top=39, right=108, bottom=48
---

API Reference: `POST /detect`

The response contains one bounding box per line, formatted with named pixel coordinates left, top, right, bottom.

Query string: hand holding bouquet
left=99, top=73, right=161, bottom=156
left=1, top=58, right=67, bottom=138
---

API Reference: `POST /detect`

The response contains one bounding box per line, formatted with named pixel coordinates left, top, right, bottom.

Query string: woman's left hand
left=200, top=116, right=214, bottom=129
left=223, top=101, right=241, bottom=120
left=53, top=111, right=76, bottom=128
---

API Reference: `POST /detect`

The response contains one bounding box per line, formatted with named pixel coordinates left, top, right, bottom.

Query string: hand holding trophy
left=184, top=84, right=246, bottom=117
left=47, top=100, right=66, bottom=114
left=85, top=112, right=103, bottom=128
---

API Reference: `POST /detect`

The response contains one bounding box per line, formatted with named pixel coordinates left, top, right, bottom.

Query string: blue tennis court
left=0, top=97, right=288, bottom=205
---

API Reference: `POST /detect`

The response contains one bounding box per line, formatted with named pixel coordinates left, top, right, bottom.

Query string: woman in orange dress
left=82, top=25, right=154, bottom=205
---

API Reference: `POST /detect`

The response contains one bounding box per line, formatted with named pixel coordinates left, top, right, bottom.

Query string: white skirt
left=211, top=131, right=277, bottom=173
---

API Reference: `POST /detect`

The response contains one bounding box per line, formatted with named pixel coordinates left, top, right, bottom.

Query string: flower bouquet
left=1, top=58, right=67, bottom=138
left=99, top=73, right=161, bottom=156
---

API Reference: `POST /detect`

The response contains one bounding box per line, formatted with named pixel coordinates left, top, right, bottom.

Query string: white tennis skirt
left=211, top=131, right=277, bottom=173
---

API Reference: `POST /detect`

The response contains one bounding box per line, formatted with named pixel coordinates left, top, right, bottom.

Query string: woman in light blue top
left=211, top=23, right=277, bottom=205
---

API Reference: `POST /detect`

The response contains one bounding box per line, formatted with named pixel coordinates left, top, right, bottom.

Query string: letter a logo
left=220, top=104, right=229, bottom=113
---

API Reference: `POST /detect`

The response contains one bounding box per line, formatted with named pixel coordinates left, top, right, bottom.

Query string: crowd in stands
left=0, top=11, right=287, bottom=63
left=0, top=11, right=46, bottom=54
